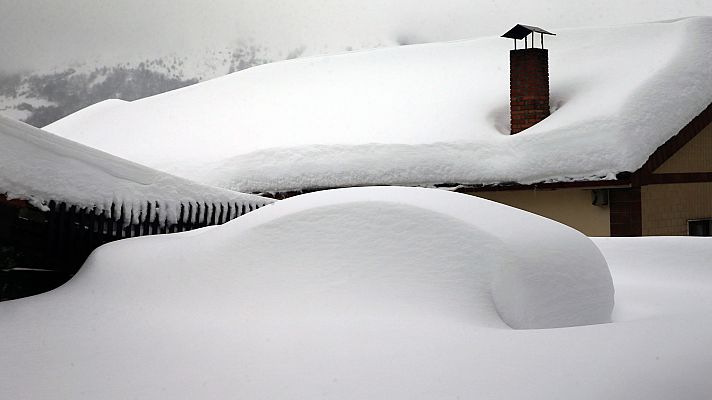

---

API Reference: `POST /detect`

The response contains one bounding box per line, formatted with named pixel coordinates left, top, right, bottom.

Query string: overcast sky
left=1, top=0, right=710, bottom=72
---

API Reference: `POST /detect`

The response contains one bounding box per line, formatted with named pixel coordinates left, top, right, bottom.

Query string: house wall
left=640, top=120, right=712, bottom=235
left=641, top=182, right=712, bottom=235
left=654, top=121, right=712, bottom=173
left=460, top=111, right=712, bottom=237
left=609, top=188, right=642, bottom=237
left=470, top=188, right=611, bottom=236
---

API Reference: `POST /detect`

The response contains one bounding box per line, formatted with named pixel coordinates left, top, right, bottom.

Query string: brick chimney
left=501, top=25, right=555, bottom=134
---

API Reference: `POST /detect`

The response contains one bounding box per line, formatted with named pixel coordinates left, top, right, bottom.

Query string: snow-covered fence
left=44, top=199, right=266, bottom=263
left=48, top=199, right=261, bottom=240
left=1, top=196, right=270, bottom=300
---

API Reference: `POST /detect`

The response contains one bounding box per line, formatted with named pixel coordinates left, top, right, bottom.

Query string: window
left=688, top=219, right=712, bottom=236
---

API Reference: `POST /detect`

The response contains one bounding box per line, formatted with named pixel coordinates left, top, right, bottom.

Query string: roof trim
left=259, top=179, right=631, bottom=200
left=633, top=101, right=712, bottom=186
left=0, top=194, right=31, bottom=209
left=450, top=179, right=629, bottom=193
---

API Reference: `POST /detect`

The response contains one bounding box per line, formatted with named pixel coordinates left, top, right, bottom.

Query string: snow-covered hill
left=46, top=17, right=712, bottom=193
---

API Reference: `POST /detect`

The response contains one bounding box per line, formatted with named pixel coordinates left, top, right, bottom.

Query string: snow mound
left=593, top=236, right=712, bottom=322
left=12, top=187, right=612, bottom=327
left=45, top=17, right=712, bottom=193
left=0, top=115, right=272, bottom=223
left=3, top=190, right=712, bottom=398
left=190, top=186, right=612, bottom=329
left=63, top=98, right=128, bottom=120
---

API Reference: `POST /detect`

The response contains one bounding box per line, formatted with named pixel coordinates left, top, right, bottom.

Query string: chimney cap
left=501, top=24, right=556, bottom=40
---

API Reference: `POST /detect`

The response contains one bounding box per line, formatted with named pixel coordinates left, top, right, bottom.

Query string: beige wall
left=645, top=120, right=712, bottom=235
left=641, top=182, right=712, bottom=235
left=468, top=188, right=611, bottom=236
left=655, top=121, right=712, bottom=173
left=456, top=123, right=712, bottom=237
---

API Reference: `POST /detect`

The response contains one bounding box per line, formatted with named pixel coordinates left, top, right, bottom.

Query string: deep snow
left=0, top=115, right=272, bottom=223
left=45, top=17, right=712, bottom=193
left=1, top=187, right=709, bottom=399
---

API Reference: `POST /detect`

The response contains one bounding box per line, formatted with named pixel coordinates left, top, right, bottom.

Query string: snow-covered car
left=1, top=186, right=711, bottom=399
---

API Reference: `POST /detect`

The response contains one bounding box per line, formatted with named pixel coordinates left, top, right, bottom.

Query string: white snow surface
left=0, top=115, right=272, bottom=223
left=45, top=17, right=712, bottom=193
left=5, top=187, right=711, bottom=399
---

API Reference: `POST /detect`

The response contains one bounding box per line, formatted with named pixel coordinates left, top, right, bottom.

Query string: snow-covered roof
left=0, top=115, right=273, bottom=223
left=45, top=17, right=712, bottom=193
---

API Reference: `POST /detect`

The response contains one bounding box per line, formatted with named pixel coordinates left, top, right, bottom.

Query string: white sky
left=1, top=0, right=710, bottom=71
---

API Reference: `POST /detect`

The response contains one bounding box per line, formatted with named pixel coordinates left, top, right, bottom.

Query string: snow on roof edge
left=0, top=116, right=274, bottom=224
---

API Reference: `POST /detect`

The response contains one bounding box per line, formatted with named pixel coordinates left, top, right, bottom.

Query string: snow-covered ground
left=45, top=17, right=712, bottom=193
left=1, top=187, right=709, bottom=399
left=0, top=115, right=272, bottom=223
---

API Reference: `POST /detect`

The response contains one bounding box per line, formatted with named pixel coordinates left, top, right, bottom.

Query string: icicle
left=137, top=201, right=146, bottom=224
left=128, top=200, right=138, bottom=225
left=206, top=203, right=214, bottom=224
left=164, top=200, right=177, bottom=225
left=150, top=201, right=158, bottom=224
left=190, top=201, right=198, bottom=224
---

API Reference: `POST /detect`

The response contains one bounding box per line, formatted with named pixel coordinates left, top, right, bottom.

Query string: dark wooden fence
left=45, top=200, right=263, bottom=262
left=1, top=197, right=269, bottom=300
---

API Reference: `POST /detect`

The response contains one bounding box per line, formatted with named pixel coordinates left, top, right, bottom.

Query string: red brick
left=509, top=48, right=550, bottom=134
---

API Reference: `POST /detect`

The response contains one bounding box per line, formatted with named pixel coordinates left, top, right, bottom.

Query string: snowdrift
left=5, top=186, right=691, bottom=400
left=45, top=17, right=712, bottom=193
left=0, top=189, right=710, bottom=398
left=0, top=115, right=272, bottom=223
left=1, top=189, right=711, bottom=398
